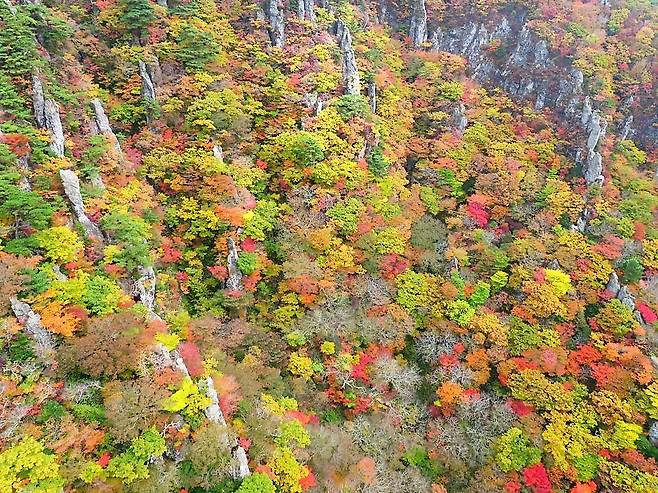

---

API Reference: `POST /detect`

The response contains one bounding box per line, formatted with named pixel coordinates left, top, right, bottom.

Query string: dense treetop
left=0, top=0, right=657, bottom=492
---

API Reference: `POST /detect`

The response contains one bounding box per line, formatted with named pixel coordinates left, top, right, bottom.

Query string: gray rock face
left=11, top=298, right=56, bottom=363
left=205, top=376, right=228, bottom=428
left=422, top=8, right=655, bottom=148
left=428, top=13, right=585, bottom=133
left=452, top=101, right=468, bottom=133
left=377, top=0, right=399, bottom=29
left=297, top=0, right=315, bottom=23
left=368, top=80, right=377, bottom=113
left=605, top=272, right=650, bottom=329
left=303, top=92, right=323, bottom=116
left=266, top=0, right=285, bottom=48
left=213, top=143, right=224, bottom=161
left=226, top=237, right=243, bottom=291
left=337, top=20, right=361, bottom=95
left=585, top=111, right=607, bottom=151
left=583, top=150, right=604, bottom=186
left=606, top=272, right=621, bottom=297
left=33, top=77, right=66, bottom=158
left=90, top=98, right=122, bottom=155
left=133, top=265, right=157, bottom=315
left=581, top=96, right=593, bottom=127
left=139, top=60, right=157, bottom=101
left=44, top=99, right=65, bottom=158
left=59, top=169, right=104, bottom=241
left=16, top=156, right=31, bottom=191
left=201, top=356, right=251, bottom=479
left=649, top=422, right=658, bottom=447
left=617, top=286, right=636, bottom=312
left=234, top=446, right=251, bottom=479
left=619, top=115, right=634, bottom=142
left=32, top=75, right=46, bottom=128
left=578, top=97, right=608, bottom=186
left=409, top=0, right=427, bottom=47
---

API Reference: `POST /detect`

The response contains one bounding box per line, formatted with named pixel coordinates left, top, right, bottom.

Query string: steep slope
left=0, top=1, right=657, bottom=493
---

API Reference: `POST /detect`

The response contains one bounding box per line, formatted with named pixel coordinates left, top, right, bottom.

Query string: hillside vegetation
left=0, top=0, right=657, bottom=492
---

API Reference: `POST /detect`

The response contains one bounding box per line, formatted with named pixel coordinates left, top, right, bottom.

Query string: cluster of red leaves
left=522, top=463, right=553, bottom=493
left=178, top=342, right=204, bottom=377
left=380, top=254, right=409, bottom=280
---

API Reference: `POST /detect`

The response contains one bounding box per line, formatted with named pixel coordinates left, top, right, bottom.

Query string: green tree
left=237, top=472, right=276, bottom=493
left=0, top=4, right=38, bottom=77
left=119, top=0, right=155, bottom=37
left=176, top=25, right=220, bottom=70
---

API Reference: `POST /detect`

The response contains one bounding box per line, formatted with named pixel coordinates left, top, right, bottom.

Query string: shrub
left=260, top=131, right=325, bottom=168
left=367, top=144, right=390, bottom=177
left=396, top=270, right=436, bottom=312
left=0, top=5, right=38, bottom=76
left=242, top=201, right=279, bottom=241
left=36, top=400, right=67, bottom=424
left=494, top=427, right=541, bottom=472
left=334, top=94, right=370, bottom=121
left=436, top=81, right=464, bottom=101
left=6, top=333, right=35, bottom=362
left=0, top=177, right=54, bottom=233
left=237, top=251, right=259, bottom=275
left=447, top=299, right=476, bottom=327
left=326, top=198, right=365, bottom=236
left=35, top=226, right=84, bottom=263
left=100, top=211, right=152, bottom=272
left=118, top=0, right=155, bottom=36
left=621, top=257, right=643, bottom=284
left=288, top=351, right=314, bottom=380
left=237, top=473, right=276, bottom=493
left=58, top=312, right=148, bottom=378
left=0, top=436, right=65, bottom=492
left=71, top=403, right=106, bottom=424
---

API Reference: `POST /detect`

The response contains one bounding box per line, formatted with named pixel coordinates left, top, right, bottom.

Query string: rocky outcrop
left=336, top=20, right=361, bottom=96
left=297, top=0, right=315, bottom=23
left=377, top=0, right=400, bottom=30
left=579, top=97, right=607, bottom=186
left=203, top=375, right=251, bottom=479
left=421, top=7, right=655, bottom=149
left=133, top=265, right=158, bottom=316
left=234, top=447, right=251, bottom=478
left=605, top=272, right=651, bottom=328
left=33, top=76, right=67, bottom=157
left=226, top=237, right=243, bottom=291
left=44, top=99, right=65, bottom=158
left=213, top=144, right=224, bottom=161
left=33, top=76, right=66, bottom=158
left=11, top=298, right=56, bottom=363
left=266, top=0, right=285, bottom=48
left=368, top=80, right=377, bottom=113
left=139, top=60, right=157, bottom=102
left=303, top=92, right=323, bottom=116
left=452, top=101, right=468, bottom=133
left=408, top=0, right=427, bottom=47
left=619, top=115, right=634, bottom=142
left=583, top=150, right=604, bottom=186
left=650, top=422, right=658, bottom=447
left=32, top=75, right=46, bottom=128
left=59, top=169, right=104, bottom=241
left=428, top=15, right=578, bottom=116
left=90, top=98, right=122, bottom=156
